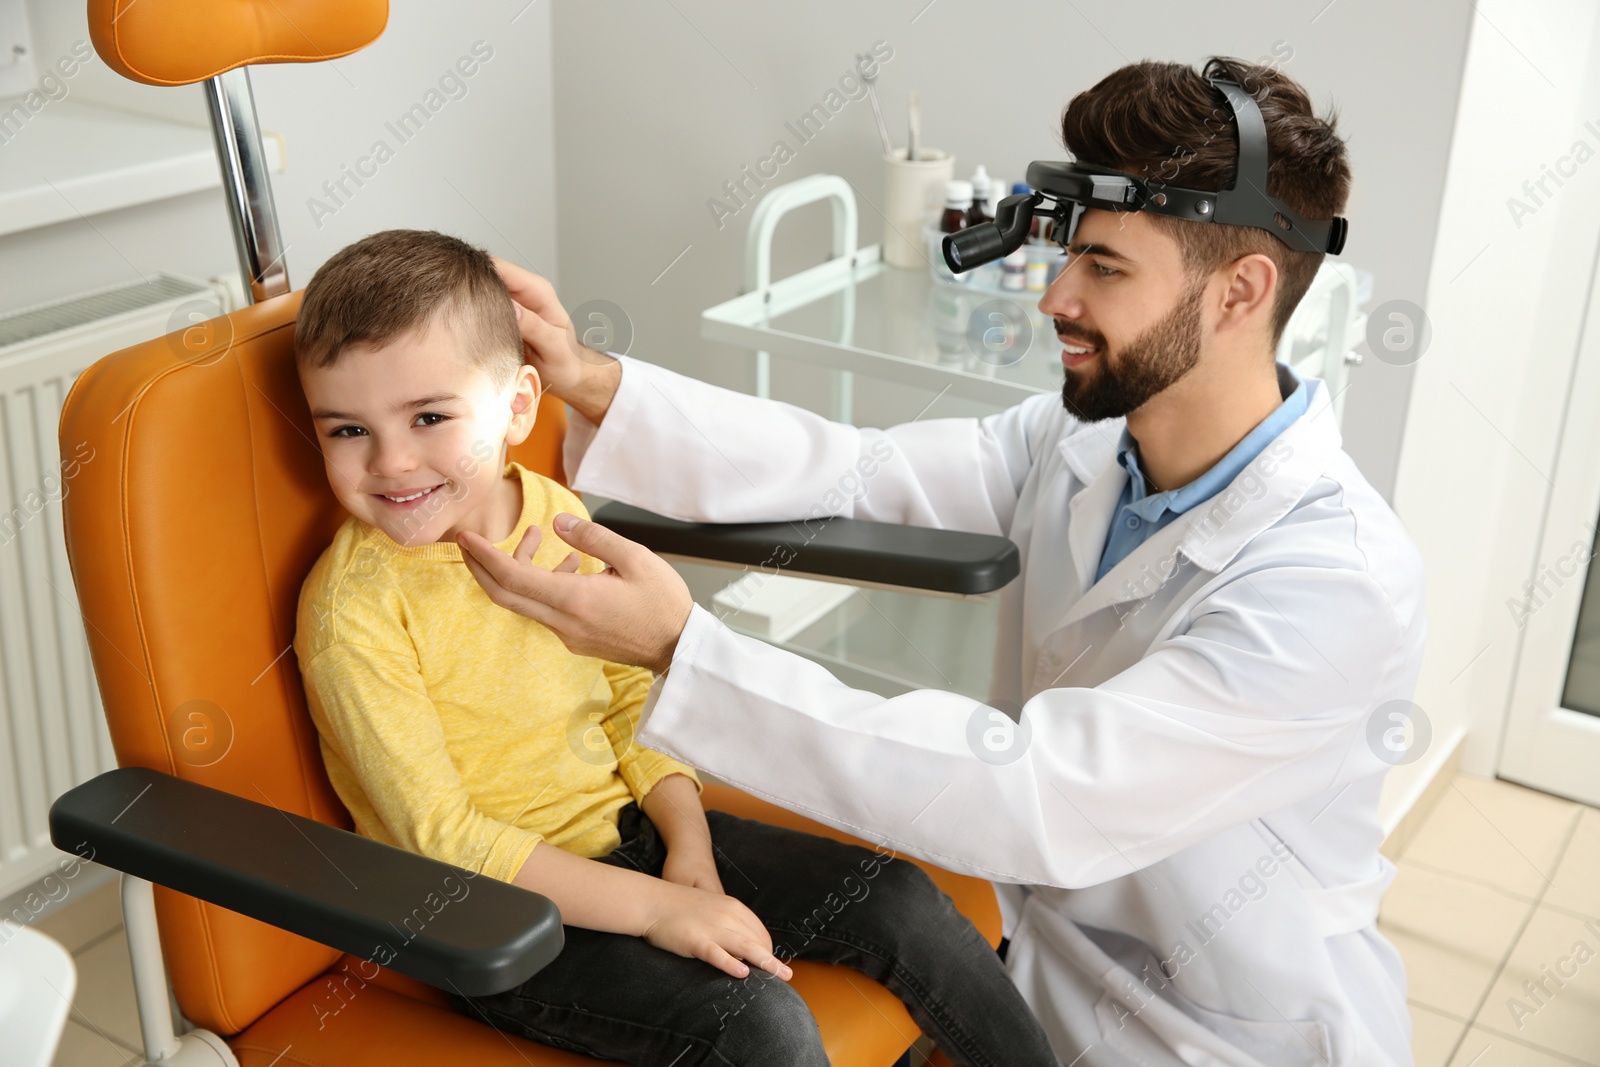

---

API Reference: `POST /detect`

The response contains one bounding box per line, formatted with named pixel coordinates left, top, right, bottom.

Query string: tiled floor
left=1380, top=773, right=1600, bottom=1066
left=24, top=772, right=1600, bottom=1066
left=29, top=871, right=145, bottom=1066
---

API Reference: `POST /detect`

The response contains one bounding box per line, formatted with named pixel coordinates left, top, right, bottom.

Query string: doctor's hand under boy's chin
left=457, top=512, right=693, bottom=674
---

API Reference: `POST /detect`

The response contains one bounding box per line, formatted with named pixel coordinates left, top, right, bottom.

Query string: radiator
left=0, top=272, right=236, bottom=900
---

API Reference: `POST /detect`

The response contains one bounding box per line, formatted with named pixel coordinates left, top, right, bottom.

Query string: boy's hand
left=662, top=842, right=725, bottom=895
left=492, top=256, right=622, bottom=425
left=642, top=882, right=793, bottom=982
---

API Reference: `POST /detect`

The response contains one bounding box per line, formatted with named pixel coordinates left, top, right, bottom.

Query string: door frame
left=1500, top=236, right=1600, bottom=805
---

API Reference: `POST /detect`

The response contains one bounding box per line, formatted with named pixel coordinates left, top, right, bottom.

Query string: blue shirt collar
left=1116, top=364, right=1309, bottom=522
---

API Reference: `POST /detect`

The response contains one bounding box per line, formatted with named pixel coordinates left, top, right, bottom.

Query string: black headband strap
left=1210, top=78, right=1271, bottom=198
left=1206, top=76, right=1345, bottom=255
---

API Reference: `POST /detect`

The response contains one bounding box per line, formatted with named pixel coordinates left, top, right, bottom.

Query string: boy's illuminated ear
left=504, top=361, right=541, bottom=447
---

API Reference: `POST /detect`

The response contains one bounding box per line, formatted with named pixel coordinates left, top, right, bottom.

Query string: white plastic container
left=884, top=148, right=954, bottom=268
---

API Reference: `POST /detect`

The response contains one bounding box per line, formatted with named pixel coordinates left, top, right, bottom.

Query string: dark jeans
left=449, top=803, right=1059, bottom=1067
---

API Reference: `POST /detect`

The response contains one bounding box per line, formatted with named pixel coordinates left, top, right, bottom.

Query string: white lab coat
left=563, top=354, right=1426, bottom=1067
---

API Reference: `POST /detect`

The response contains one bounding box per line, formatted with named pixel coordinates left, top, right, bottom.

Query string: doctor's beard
left=1057, top=274, right=1208, bottom=422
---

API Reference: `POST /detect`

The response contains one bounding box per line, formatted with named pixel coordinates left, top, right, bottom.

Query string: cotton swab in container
left=907, top=90, right=921, bottom=161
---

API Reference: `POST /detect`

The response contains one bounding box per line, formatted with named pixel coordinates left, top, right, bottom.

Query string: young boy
left=291, top=229, right=1059, bottom=1067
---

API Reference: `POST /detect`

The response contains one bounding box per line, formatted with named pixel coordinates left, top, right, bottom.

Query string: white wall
left=0, top=0, right=234, bottom=313
left=547, top=0, right=1473, bottom=495
left=249, top=3, right=559, bottom=292
left=0, top=0, right=558, bottom=313
left=1391, top=0, right=1600, bottom=795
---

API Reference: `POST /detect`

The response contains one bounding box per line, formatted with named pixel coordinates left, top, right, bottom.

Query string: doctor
left=459, top=56, right=1426, bottom=1067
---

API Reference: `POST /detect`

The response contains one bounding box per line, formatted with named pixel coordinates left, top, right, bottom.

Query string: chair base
left=136, top=1028, right=237, bottom=1067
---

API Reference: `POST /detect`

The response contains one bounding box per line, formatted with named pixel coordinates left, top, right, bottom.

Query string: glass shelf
left=701, top=245, right=1062, bottom=409
left=672, top=560, right=999, bottom=703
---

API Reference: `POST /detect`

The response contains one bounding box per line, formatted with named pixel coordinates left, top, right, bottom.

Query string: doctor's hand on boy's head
left=457, top=513, right=692, bottom=674
left=492, top=256, right=622, bottom=427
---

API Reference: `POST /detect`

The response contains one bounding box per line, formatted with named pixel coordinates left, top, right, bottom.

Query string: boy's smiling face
left=301, top=313, right=540, bottom=547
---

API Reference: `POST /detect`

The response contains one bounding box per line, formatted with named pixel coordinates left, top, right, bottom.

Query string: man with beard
left=459, top=56, right=1425, bottom=1067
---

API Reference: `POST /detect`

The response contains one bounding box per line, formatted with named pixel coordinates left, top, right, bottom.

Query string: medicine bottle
left=967, top=165, right=993, bottom=226
left=940, top=180, right=975, bottom=234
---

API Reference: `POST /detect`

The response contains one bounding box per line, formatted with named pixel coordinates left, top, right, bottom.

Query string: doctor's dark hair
left=1060, top=56, right=1350, bottom=345
left=295, top=229, right=523, bottom=389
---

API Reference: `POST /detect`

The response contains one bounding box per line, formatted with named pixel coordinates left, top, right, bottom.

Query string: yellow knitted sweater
left=294, top=461, right=698, bottom=884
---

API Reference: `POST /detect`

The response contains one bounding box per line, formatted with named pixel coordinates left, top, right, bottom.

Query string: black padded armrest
left=592, top=503, right=1020, bottom=596
left=49, top=767, right=562, bottom=997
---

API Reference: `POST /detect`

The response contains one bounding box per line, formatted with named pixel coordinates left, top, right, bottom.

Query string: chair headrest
left=87, top=0, right=388, bottom=86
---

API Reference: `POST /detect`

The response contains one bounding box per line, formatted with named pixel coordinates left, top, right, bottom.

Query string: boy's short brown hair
left=1061, top=56, right=1350, bottom=345
left=295, top=229, right=524, bottom=390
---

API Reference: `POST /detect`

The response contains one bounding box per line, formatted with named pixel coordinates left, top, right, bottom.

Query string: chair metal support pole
left=122, top=874, right=239, bottom=1066
left=203, top=68, right=290, bottom=304
left=123, top=874, right=182, bottom=1062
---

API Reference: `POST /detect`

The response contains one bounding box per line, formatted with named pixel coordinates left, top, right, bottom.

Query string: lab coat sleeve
left=637, top=563, right=1410, bottom=889
left=563, top=353, right=1061, bottom=535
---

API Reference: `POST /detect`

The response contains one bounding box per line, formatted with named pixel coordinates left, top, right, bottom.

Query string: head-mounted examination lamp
left=942, top=77, right=1348, bottom=274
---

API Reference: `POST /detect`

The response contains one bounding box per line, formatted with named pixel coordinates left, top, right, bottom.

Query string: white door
left=1501, top=257, right=1600, bottom=805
